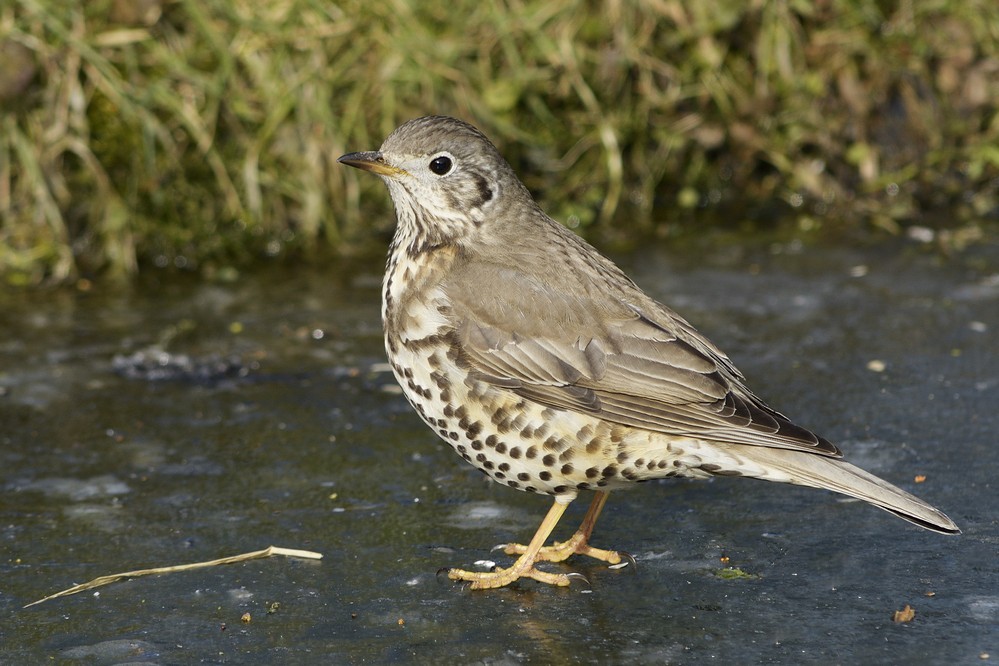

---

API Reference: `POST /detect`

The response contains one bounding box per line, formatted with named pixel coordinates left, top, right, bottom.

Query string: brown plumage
left=339, top=115, right=959, bottom=589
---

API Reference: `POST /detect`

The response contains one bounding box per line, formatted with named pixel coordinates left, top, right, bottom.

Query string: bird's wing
left=443, top=255, right=840, bottom=457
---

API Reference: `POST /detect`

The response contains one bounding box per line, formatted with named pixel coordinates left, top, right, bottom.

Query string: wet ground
left=1, top=235, right=997, bottom=664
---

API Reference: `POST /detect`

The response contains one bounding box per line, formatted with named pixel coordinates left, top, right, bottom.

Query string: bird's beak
left=337, top=151, right=407, bottom=177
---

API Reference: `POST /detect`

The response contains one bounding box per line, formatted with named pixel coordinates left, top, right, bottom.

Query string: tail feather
left=735, top=446, right=960, bottom=535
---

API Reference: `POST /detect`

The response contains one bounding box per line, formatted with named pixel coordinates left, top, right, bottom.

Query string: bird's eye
left=429, top=155, right=453, bottom=176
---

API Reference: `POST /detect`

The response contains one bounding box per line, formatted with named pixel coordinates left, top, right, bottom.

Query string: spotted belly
left=385, top=331, right=739, bottom=502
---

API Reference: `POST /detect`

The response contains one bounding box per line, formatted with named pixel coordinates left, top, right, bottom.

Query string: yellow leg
left=448, top=499, right=572, bottom=589
left=502, top=491, right=622, bottom=565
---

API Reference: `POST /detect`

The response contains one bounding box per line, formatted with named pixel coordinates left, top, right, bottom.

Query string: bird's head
left=339, top=116, right=532, bottom=253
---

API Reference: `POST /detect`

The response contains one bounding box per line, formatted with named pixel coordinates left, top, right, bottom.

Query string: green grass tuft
left=2, top=0, right=997, bottom=284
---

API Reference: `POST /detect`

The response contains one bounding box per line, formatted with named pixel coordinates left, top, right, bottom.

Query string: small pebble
left=867, top=359, right=886, bottom=373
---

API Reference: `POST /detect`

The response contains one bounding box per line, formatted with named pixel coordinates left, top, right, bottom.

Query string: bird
left=337, top=115, right=959, bottom=590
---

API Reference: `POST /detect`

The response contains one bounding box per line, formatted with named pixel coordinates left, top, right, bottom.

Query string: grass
left=2, top=0, right=997, bottom=285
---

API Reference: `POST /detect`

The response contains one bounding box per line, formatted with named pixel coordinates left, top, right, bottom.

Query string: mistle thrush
left=338, top=115, right=959, bottom=590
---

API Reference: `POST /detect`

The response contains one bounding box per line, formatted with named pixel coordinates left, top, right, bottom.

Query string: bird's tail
left=732, top=446, right=960, bottom=534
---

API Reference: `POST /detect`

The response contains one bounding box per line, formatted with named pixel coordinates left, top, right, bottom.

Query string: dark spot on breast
left=470, top=440, right=483, bottom=451
left=485, top=434, right=497, bottom=447
left=560, top=463, right=574, bottom=475
left=466, top=421, right=482, bottom=437
left=483, top=460, right=494, bottom=470
left=539, top=471, right=551, bottom=481
left=601, top=464, right=618, bottom=478
left=517, top=473, right=530, bottom=481
left=524, top=486, right=537, bottom=493
left=585, top=466, right=600, bottom=479
left=585, top=438, right=601, bottom=454
left=507, top=480, right=520, bottom=489
left=475, top=453, right=487, bottom=463
left=498, top=462, right=510, bottom=472
left=495, top=442, right=507, bottom=454
left=552, top=485, right=569, bottom=494
left=616, top=451, right=629, bottom=464
left=525, top=446, right=538, bottom=459
left=510, top=447, right=522, bottom=459
left=543, top=435, right=563, bottom=451
left=542, top=454, right=556, bottom=467
left=407, top=333, right=447, bottom=353
left=493, top=415, right=512, bottom=434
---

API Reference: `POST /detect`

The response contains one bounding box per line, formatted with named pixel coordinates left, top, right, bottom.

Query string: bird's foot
left=500, top=529, right=623, bottom=565
left=446, top=554, right=574, bottom=589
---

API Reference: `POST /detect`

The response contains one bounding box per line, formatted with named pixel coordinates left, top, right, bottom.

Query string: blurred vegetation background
left=1, top=0, right=997, bottom=285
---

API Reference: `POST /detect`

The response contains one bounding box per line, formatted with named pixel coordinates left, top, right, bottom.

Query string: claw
left=608, top=551, right=636, bottom=571
left=565, top=572, right=591, bottom=588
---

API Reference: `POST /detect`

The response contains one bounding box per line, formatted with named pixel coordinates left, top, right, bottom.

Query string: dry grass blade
left=23, top=545, right=323, bottom=608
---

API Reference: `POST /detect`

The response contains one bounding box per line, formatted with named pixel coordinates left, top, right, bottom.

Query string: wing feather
left=443, top=248, right=840, bottom=457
